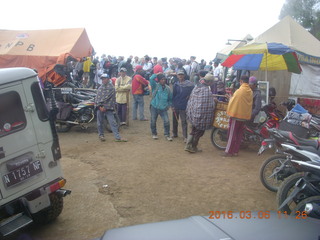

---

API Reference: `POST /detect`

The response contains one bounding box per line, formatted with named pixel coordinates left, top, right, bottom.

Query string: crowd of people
left=72, top=54, right=262, bottom=156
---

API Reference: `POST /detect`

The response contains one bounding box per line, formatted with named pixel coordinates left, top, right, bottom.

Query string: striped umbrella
left=222, top=42, right=302, bottom=74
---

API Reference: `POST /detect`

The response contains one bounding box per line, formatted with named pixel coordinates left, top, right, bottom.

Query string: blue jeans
left=132, top=94, right=145, bottom=120
left=172, top=109, right=188, bottom=138
left=150, top=105, right=170, bottom=136
left=97, top=109, right=121, bottom=140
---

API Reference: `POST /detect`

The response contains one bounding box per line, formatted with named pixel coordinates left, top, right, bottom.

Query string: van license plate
left=3, top=160, right=43, bottom=187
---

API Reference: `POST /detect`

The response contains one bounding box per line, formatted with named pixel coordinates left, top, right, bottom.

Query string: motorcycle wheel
left=291, top=195, right=320, bottom=218
left=259, top=155, right=296, bottom=192
left=56, top=121, right=72, bottom=132
left=210, top=128, right=228, bottom=150
left=277, top=172, right=313, bottom=214
left=105, top=112, right=120, bottom=133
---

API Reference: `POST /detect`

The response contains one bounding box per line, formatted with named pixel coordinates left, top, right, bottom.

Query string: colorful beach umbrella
left=222, top=42, right=302, bottom=74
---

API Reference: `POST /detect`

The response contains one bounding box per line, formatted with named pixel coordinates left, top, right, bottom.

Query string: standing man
left=82, top=57, right=92, bottom=86
left=189, top=56, right=199, bottom=85
left=95, top=74, right=127, bottom=142
left=223, top=75, right=253, bottom=157
left=172, top=70, right=195, bottom=142
left=131, top=65, right=149, bottom=121
left=248, top=76, right=262, bottom=121
left=149, top=73, right=173, bottom=141
left=185, top=73, right=215, bottom=153
left=115, top=68, right=132, bottom=125
left=132, top=56, right=140, bottom=70
left=213, top=62, right=221, bottom=80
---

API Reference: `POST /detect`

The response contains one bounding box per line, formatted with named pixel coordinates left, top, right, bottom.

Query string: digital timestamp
left=208, top=211, right=308, bottom=220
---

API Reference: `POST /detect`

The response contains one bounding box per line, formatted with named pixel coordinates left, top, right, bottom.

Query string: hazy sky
left=1, top=0, right=286, bottom=61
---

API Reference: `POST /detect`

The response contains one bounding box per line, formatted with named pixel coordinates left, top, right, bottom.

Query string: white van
left=0, top=68, right=70, bottom=237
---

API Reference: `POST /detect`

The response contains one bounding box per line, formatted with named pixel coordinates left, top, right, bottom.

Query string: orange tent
left=0, top=28, right=93, bottom=85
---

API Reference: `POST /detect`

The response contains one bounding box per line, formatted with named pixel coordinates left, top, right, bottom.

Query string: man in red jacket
left=132, top=65, right=149, bottom=121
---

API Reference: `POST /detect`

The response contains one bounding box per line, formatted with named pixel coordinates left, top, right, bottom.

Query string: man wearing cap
left=223, top=75, right=253, bottom=157
left=95, top=74, right=127, bottom=142
left=115, top=68, right=132, bottom=125
left=249, top=76, right=262, bottom=121
left=185, top=73, right=215, bottom=153
left=131, top=65, right=149, bottom=121
left=172, top=70, right=195, bottom=142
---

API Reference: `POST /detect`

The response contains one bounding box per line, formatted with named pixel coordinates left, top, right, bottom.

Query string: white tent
left=251, top=16, right=320, bottom=98
left=215, top=34, right=253, bottom=63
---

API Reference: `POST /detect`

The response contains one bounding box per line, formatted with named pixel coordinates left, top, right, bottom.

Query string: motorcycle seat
left=277, top=129, right=319, bottom=149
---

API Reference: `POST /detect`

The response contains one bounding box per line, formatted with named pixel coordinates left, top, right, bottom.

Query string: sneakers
left=166, top=136, right=173, bottom=141
left=99, top=135, right=106, bottom=142
left=152, top=135, right=158, bottom=140
left=120, top=122, right=126, bottom=126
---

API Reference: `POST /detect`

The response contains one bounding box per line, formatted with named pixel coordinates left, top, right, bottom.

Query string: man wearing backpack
left=149, top=73, right=173, bottom=141
left=131, top=65, right=149, bottom=121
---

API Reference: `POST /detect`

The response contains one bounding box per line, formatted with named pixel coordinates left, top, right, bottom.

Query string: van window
left=31, top=82, right=49, bottom=121
left=0, top=91, right=26, bottom=138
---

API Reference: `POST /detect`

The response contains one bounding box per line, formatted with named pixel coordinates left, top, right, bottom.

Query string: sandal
left=114, top=138, right=128, bottom=142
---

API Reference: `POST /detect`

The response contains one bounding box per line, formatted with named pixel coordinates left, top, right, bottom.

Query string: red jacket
left=132, top=74, right=149, bottom=95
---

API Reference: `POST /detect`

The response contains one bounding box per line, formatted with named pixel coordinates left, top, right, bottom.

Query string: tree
left=280, top=0, right=320, bottom=39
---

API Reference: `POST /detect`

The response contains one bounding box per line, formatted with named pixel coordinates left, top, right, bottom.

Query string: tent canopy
left=251, top=15, right=320, bottom=65
left=215, top=34, right=253, bottom=63
left=0, top=28, right=93, bottom=85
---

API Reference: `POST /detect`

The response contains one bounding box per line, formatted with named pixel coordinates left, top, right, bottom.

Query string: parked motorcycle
left=211, top=103, right=283, bottom=150
left=258, top=128, right=320, bottom=192
left=52, top=88, right=119, bottom=133
left=277, top=145, right=320, bottom=214
left=281, top=99, right=320, bottom=138
left=292, top=195, right=320, bottom=219
left=55, top=99, right=95, bottom=132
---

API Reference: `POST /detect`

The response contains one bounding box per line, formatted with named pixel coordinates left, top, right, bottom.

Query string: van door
left=0, top=82, right=47, bottom=199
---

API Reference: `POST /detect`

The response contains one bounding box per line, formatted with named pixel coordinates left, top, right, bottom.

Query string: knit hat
left=134, top=65, right=143, bottom=71
left=249, top=76, right=258, bottom=84
left=204, top=73, right=214, bottom=81
left=153, top=64, right=163, bottom=74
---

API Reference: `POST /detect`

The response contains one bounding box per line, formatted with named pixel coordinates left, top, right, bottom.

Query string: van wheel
left=32, top=192, right=64, bottom=224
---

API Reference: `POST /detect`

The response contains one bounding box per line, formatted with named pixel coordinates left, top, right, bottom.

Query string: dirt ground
left=23, top=96, right=278, bottom=240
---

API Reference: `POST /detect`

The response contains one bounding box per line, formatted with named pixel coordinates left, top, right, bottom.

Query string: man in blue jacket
left=149, top=73, right=173, bottom=141
left=172, top=70, right=195, bottom=142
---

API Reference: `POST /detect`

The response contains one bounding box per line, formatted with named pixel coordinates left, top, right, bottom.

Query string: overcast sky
left=1, top=0, right=286, bottom=62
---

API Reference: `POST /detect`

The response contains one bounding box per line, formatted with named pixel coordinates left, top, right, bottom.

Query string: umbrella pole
left=265, top=50, right=268, bottom=81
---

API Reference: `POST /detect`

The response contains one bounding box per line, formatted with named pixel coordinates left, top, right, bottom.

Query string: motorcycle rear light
left=49, top=179, right=66, bottom=193
left=261, top=141, right=267, bottom=146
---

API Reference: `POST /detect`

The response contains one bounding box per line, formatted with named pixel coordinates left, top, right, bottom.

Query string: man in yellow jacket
left=115, top=68, right=132, bottom=125
left=223, top=75, right=253, bottom=157
left=82, top=56, right=92, bottom=86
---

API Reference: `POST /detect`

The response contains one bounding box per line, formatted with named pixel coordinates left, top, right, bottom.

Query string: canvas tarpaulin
left=246, top=16, right=320, bottom=99
left=0, top=28, right=93, bottom=85
left=290, top=64, right=320, bottom=97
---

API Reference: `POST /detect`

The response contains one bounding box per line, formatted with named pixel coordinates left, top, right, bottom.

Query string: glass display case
left=258, top=81, right=269, bottom=106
